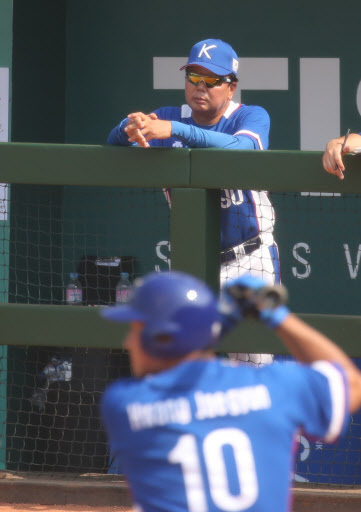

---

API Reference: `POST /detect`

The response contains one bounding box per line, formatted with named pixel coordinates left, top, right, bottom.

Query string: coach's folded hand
left=127, top=112, right=171, bottom=143
left=125, top=112, right=159, bottom=148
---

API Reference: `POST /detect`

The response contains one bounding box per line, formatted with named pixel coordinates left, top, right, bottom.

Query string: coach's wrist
left=153, top=120, right=172, bottom=139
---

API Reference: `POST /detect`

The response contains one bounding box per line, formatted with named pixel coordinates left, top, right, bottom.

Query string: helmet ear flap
left=141, top=322, right=181, bottom=358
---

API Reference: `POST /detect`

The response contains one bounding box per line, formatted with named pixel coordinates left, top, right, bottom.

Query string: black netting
left=1, top=184, right=361, bottom=485
left=4, top=346, right=130, bottom=473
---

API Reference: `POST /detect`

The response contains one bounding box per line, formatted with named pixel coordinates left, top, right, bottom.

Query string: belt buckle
left=234, top=245, right=246, bottom=258
left=221, top=237, right=261, bottom=264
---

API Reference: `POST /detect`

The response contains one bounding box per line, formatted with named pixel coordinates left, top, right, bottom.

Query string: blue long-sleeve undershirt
left=107, top=118, right=256, bottom=149
left=171, top=121, right=255, bottom=149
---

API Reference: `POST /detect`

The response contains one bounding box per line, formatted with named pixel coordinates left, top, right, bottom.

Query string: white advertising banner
left=0, top=67, right=9, bottom=220
left=0, top=67, right=9, bottom=142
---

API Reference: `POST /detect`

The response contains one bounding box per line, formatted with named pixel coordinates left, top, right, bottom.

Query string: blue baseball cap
left=180, top=39, right=239, bottom=77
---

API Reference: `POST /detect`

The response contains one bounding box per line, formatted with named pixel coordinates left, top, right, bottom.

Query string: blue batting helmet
left=101, top=271, right=222, bottom=358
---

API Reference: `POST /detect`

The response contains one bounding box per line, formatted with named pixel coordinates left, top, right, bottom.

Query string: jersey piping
left=311, top=361, right=348, bottom=443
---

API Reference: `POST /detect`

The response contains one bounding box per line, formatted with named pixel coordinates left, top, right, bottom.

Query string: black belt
left=220, top=236, right=262, bottom=264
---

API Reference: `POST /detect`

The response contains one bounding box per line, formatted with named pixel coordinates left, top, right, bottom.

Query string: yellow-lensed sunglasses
left=186, top=71, right=233, bottom=88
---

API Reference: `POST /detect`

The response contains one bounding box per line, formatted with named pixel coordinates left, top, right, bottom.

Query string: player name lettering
left=194, top=385, right=271, bottom=420
left=126, top=385, right=271, bottom=431
left=126, top=398, right=192, bottom=431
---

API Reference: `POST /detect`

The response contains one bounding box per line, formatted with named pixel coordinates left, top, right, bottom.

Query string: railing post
left=170, top=188, right=220, bottom=292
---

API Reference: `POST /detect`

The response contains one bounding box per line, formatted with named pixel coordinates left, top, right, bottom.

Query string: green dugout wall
left=8, top=0, right=361, bottom=315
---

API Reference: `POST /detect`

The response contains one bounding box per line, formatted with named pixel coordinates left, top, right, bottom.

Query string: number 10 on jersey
left=168, top=427, right=258, bottom=512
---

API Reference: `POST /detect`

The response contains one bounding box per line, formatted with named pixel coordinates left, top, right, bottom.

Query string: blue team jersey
left=107, top=102, right=273, bottom=248
left=101, top=358, right=349, bottom=512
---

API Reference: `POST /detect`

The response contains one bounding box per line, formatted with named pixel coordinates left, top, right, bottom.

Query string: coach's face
left=185, top=65, right=237, bottom=126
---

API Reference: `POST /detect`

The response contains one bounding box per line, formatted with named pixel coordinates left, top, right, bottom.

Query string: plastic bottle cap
left=121, top=272, right=129, bottom=278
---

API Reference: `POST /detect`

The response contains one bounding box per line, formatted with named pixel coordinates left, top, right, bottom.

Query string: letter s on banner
left=155, top=240, right=171, bottom=272
left=292, top=243, right=311, bottom=279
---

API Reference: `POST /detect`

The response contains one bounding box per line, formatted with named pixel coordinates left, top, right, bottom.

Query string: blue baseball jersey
left=101, top=358, right=348, bottom=512
left=107, top=102, right=274, bottom=249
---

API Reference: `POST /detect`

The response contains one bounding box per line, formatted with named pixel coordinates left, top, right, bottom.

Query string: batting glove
left=222, top=275, right=290, bottom=330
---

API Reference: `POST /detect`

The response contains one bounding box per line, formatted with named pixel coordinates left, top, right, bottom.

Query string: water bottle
left=115, top=272, right=132, bottom=304
left=65, top=272, right=83, bottom=305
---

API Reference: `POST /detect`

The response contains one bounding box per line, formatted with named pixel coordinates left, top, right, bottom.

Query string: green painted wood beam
left=0, top=303, right=127, bottom=349
left=171, top=188, right=220, bottom=292
left=0, top=303, right=361, bottom=356
left=0, top=143, right=190, bottom=187
left=1, top=143, right=361, bottom=192
left=190, top=149, right=361, bottom=193
left=218, top=314, right=361, bottom=357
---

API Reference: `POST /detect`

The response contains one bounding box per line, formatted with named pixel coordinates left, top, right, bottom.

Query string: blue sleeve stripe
left=233, top=129, right=264, bottom=150
left=311, top=361, right=348, bottom=443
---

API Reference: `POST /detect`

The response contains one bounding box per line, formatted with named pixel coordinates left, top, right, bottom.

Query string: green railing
left=1, top=142, right=361, bottom=354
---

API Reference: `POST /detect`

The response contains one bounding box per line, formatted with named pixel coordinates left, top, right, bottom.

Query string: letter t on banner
left=0, top=68, right=9, bottom=221
left=0, top=67, right=9, bottom=471
left=0, top=67, right=9, bottom=142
